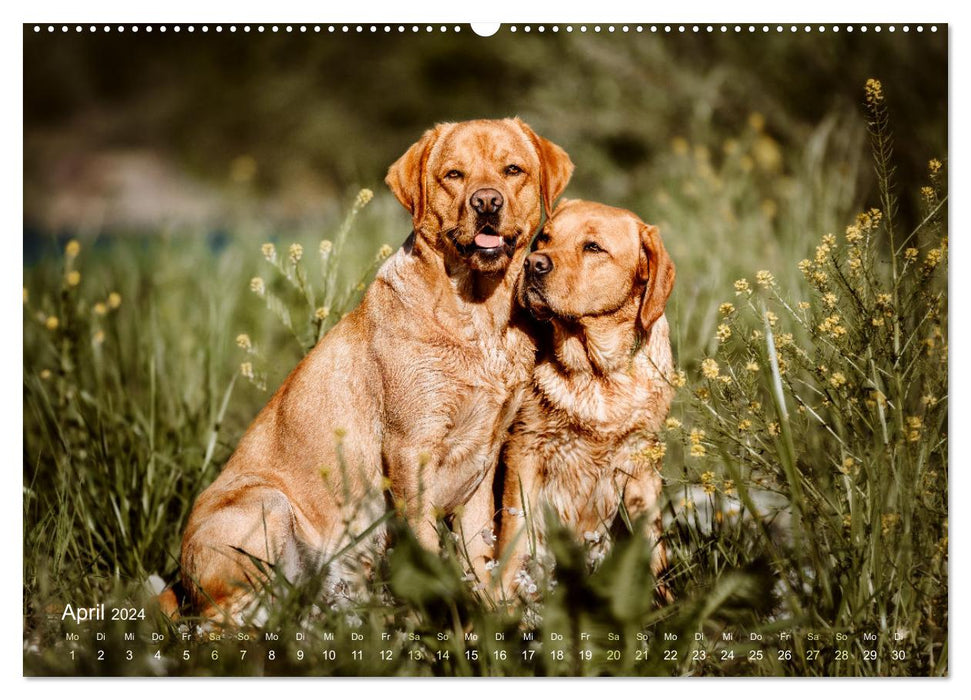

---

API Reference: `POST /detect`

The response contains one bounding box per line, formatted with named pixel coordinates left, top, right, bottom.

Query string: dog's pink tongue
left=474, top=232, right=503, bottom=248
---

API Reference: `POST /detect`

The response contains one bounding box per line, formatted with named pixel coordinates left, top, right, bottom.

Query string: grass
left=22, top=81, right=947, bottom=677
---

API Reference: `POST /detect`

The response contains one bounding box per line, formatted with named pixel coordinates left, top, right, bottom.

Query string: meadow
left=22, top=29, right=947, bottom=676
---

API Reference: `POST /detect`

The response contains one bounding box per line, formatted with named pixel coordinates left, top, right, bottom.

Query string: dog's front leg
left=621, top=455, right=674, bottom=603
left=382, top=436, right=446, bottom=551
left=454, top=468, right=497, bottom=585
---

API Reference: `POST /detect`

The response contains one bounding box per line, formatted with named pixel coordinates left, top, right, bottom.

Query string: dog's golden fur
left=496, top=199, right=676, bottom=599
left=180, top=118, right=573, bottom=619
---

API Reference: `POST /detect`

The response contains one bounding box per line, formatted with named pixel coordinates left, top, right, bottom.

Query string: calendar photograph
left=22, top=21, right=948, bottom=677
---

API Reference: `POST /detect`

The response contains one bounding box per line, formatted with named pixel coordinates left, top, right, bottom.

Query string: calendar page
left=22, top=20, right=948, bottom=677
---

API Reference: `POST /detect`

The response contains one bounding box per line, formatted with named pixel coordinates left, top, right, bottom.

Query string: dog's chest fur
left=524, top=317, right=673, bottom=533
left=378, top=251, right=535, bottom=506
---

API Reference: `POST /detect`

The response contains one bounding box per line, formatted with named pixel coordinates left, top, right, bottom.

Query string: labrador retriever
left=180, top=118, right=573, bottom=620
left=495, top=199, right=675, bottom=601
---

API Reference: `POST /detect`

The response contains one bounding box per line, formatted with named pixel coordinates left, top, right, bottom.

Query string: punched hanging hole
left=471, top=23, right=500, bottom=37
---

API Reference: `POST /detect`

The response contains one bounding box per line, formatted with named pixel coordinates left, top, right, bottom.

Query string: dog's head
left=386, top=118, right=573, bottom=275
left=521, top=199, right=675, bottom=338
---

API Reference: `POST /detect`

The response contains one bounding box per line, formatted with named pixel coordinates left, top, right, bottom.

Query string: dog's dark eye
left=444, top=170, right=463, bottom=180
left=504, top=164, right=523, bottom=176
left=583, top=241, right=605, bottom=253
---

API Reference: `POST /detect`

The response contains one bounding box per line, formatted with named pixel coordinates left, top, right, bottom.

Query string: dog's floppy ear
left=637, top=222, right=676, bottom=338
left=385, top=126, right=442, bottom=226
left=514, top=118, right=574, bottom=217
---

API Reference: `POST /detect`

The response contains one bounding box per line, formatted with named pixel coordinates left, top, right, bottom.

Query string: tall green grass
left=23, top=82, right=946, bottom=676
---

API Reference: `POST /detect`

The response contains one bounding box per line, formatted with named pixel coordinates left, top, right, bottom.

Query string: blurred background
left=25, top=26, right=946, bottom=237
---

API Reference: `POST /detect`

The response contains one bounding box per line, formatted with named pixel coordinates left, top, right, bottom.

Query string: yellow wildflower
left=355, top=188, right=374, bottom=208
left=236, top=333, right=252, bottom=350
left=690, top=443, right=707, bottom=458
left=718, top=302, right=735, bottom=316
left=641, top=442, right=667, bottom=461
left=821, top=234, right=836, bottom=247
left=755, top=270, right=775, bottom=288
left=665, top=417, right=682, bottom=430
left=92, top=330, right=105, bottom=345
left=320, top=239, right=334, bottom=256
left=734, top=278, right=751, bottom=295
left=250, top=277, right=266, bottom=295
left=881, top=512, right=900, bottom=536
left=378, top=244, right=393, bottom=260
left=66, top=271, right=81, bottom=287
left=928, top=159, right=942, bottom=174
left=94, top=302, right=107, bottom=315
left=748, top=112, right=765, bottom=132
left=839, top=457, right=855, bottom=475
left=716, top=324, right=732, bottom=342
left=767, top=422, right=780, bottom=436
left=924, top=248, right=944, bottom=269
left=689, top=428, right=706, bottom=444
left=723, top=480, right=736, bottom=496
left=811, top=270, right=829, bottom=285
left=315, top=306, right=330, bottom=320
left=904, top=247, right=919, bottom=262
left=906, top=416, right=923, bottom=442
left=45, top=316, right=59, bottom=331
left=261, top=243, right=276, bottom=262
left=864, top=78, right=883, bottom=105
left=671, top=370, right=687, bottom=388
left=40, top=369, right=52, bottom=380
left=857, top=208, right=882, bottom=231
left=823, top=292, right=838, bottom=308
left=764, top=311, right=777, bottom=327
left=65, top=239, right=81, bottom=258
left=921, top=186, right=935, bottom=201
left=845, top=224, right=863, bottom=244
left=745, top=361, right=759, bottom=372
left=797, top=301, right=810, bottom=311
left=240, top=362, right=254, bottom=379
left=738, top=419, right=752, bottom=432
left=288, top=243, right=303, bottom=264
left=818, top=315, right=847, bottom=338
left=829, top=372, right=847, bottom=388
left=701, top=358, right=720, bottom=379
left=108, top=292, right=122, bottom=309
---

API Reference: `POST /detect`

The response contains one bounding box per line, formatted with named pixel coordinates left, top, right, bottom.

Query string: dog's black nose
left=525, top=252, right=553, bottom=276
left=470, top=188, right=504, bottom=216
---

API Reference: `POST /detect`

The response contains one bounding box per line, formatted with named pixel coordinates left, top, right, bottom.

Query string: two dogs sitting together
left=180, top=118, right=676, bottom=621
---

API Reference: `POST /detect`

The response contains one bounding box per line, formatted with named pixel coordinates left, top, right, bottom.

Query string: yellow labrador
left=496, top=199, right=675, bottom=601
left=181, top=119, right=573, bottom=619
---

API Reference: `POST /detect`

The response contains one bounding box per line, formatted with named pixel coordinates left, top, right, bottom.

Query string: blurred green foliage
left=24, top=25, right=945, bottom=232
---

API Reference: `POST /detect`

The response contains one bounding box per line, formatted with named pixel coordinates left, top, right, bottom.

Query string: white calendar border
left=4, top=0, right=963, bottom=695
